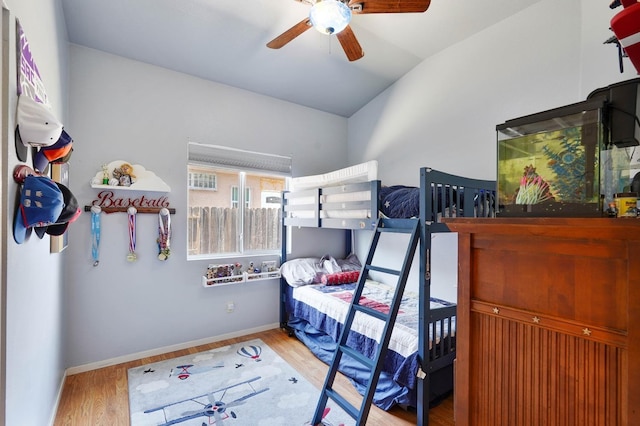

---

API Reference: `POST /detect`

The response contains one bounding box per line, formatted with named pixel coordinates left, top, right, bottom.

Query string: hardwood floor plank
left=53, top=328, right=454, bottom=425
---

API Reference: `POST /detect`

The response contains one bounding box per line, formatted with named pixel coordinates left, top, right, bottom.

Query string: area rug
left=128, top=338, right=354, bottom=426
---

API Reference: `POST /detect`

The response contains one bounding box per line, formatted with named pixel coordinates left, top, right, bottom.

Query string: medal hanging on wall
left=91, top=206, right=102, bottom=266
left=127, top=206, right=138, bottom=262
left=157, top=207, right=171, bottom=261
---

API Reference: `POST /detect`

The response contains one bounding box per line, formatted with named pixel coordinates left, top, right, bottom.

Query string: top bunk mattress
left=284, top=161, right=380, bottom=228
left=290, top=160, right=378, bottom=191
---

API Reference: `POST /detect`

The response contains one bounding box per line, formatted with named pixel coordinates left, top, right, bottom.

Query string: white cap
left=16, top=95, right=63, bottom=148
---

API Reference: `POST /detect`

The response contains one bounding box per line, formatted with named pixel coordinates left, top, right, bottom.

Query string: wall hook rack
left=83, top=206, right=176, bottom=214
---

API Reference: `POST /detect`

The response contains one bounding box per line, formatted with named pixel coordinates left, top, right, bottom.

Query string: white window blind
left=188, top=142, right=292, bottom=175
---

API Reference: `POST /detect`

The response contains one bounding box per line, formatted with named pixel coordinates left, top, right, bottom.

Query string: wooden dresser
left=443, top=218, right=640, bottom=426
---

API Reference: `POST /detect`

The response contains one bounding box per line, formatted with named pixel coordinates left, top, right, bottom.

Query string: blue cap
left=13, top=175, right=64, bottom=244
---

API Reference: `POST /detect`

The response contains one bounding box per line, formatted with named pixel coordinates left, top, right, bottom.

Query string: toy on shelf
left=610, top=0, right=640, bottom=74
left=203, top=263, right=245, bottom=287
left=90, top=160, right=171, bottom=192
left=112, top=163, right=136, bottom=187
left=202, top=261, right=280, bottom=287
left=261, top=260, right=280, bottom=278
left=101, top=164, right=109, bottom=185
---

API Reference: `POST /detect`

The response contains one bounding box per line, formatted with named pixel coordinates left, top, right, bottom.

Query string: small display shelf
left=91, top=160, right=171, bottom=193
left=201, top=271, right=281, bottom=288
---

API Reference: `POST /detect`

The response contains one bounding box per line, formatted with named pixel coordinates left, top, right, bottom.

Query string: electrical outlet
left=226, top=302, right=235, bottom=313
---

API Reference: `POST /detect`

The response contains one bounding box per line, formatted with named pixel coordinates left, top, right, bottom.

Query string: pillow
left=337, top=253, right=362, bottom=272
left=320, top=254, right=341, bottom=274
left=280, top=258, right=325, bottom=286
left=321, top=270, right=360, bottom=285
left=379, top=185, right=420, bottom=218
left=280, top=254, right=362, bottom=287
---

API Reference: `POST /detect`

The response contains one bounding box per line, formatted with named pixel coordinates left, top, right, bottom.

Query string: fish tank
left=496, top=98, right=607, bottom=217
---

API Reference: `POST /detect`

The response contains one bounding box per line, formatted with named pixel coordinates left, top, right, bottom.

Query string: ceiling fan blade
left=337, top=26, right=364, bottom=61
left=267, top=18, right=313, bottom=49
left=348, top=0, right=431, bottom=14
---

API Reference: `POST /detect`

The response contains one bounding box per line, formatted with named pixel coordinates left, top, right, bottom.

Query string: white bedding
left=287, top=161, right=377, bottom=220
left=292, top=280, right=455, bottom=358
left=290, top=160, right=378, bottom=191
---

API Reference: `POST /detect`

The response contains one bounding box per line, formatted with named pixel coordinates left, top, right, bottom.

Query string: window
left=187, top=143, right=290, bottom=258
left=188, top=171, right=216, bottom=190
left=231, top=186, right=251, bottom=209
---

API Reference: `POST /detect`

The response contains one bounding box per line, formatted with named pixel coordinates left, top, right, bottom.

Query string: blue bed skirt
left=287, top=317, right=454, bottom=412
left=288, top=316, right=415, bottom=410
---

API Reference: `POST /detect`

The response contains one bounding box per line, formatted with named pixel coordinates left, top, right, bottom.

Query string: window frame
left=187, top=143, right=291, bottom=261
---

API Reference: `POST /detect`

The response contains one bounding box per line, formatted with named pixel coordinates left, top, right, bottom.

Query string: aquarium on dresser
left=496, top=98, right=607, bottom=217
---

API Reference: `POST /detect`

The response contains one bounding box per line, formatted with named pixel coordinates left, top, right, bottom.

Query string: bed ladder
left=311, top=218, right=420, bottom=426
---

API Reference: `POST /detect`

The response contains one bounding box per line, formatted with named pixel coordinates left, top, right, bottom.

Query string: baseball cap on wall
left=33, top=181, right=81, bottom=238
left=33, top=129, right=73, bottom=173
left=13, top=175, right=64, bottom=244
left=15, top=95, right=63, bottom=162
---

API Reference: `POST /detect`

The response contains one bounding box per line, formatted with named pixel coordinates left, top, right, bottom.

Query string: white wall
left=348, top=0, right=636, bottom=185
left=63, top=45, right=349, bottom=369
left=348, top=0, right=638, bottom=299
left=3, top=1, right=70, bottom=425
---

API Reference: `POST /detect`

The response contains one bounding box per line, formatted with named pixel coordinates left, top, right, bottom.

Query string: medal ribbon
left=127, top=207, right=137, bottom=261
left=157, top=208, right=171, bottom=260
left=91, top=206, right=101, bottom=266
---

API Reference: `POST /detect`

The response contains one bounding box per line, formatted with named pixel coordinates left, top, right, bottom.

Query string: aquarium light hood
left=496, top=98, right=607, bottom=139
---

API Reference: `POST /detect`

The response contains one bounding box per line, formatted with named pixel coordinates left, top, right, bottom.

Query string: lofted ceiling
left=60, top=0, right=539, bottom=117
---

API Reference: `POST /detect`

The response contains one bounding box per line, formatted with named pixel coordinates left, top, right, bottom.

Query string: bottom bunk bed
left=280, top=163, right=496, bottom=421
left=280, top=258, right=456, bottom=411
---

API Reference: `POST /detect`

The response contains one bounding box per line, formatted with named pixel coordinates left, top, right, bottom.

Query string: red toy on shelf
left=611, top=0, right=640, bottom=73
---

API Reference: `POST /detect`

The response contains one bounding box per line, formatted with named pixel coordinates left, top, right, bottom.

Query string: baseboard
left=49, top=369, right=67, bottom=426
left=65, top=323, right=279, bottom=375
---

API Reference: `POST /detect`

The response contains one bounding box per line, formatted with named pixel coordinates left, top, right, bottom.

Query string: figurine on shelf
left=101, top=164, right=109, bottom=184
left=233, top=262, right=243, bottom=276
left=112, top=163, right=136, bottom=187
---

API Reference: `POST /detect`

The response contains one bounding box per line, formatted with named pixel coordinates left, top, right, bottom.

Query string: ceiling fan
left=267, top=0, right=432, bottom=61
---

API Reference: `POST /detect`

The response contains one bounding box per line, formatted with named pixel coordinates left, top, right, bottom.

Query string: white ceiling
left=60, top=0, right=540, bottom=117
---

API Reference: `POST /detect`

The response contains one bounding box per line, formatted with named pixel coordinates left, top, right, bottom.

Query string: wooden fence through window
left=188, top=207, right=281, bottom=255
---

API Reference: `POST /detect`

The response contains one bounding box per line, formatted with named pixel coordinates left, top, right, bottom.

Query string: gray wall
left=63, top=45, right=349, bottom=369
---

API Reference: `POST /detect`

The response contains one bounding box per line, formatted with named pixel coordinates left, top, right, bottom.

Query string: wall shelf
left=91, top=160, right=171, bottom=192
left=201, top=271, right=281, bottom=288
left=88, top=160, right=173, bottom=214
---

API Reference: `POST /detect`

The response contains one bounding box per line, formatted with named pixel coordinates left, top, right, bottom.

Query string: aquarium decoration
left=541, top=131, right=588, bottom=202
left=515, top=165, right=554, bottom=205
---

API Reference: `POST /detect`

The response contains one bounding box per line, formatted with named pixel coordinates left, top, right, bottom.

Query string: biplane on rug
left=128, top=338, right=353, bottom=426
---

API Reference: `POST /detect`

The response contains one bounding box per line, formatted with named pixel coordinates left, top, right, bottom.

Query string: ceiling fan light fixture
left=309, top=0, right=352, bottom=35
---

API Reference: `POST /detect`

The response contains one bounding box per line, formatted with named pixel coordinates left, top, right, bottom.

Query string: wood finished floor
left=54, top=327, right=454, bottom=425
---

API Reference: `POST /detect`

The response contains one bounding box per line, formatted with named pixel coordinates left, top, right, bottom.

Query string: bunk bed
left=279, top=162, right=496, bottom=423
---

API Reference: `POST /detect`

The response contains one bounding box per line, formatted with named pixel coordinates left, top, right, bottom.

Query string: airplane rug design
left=128, top=338, right=352, bottom=425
